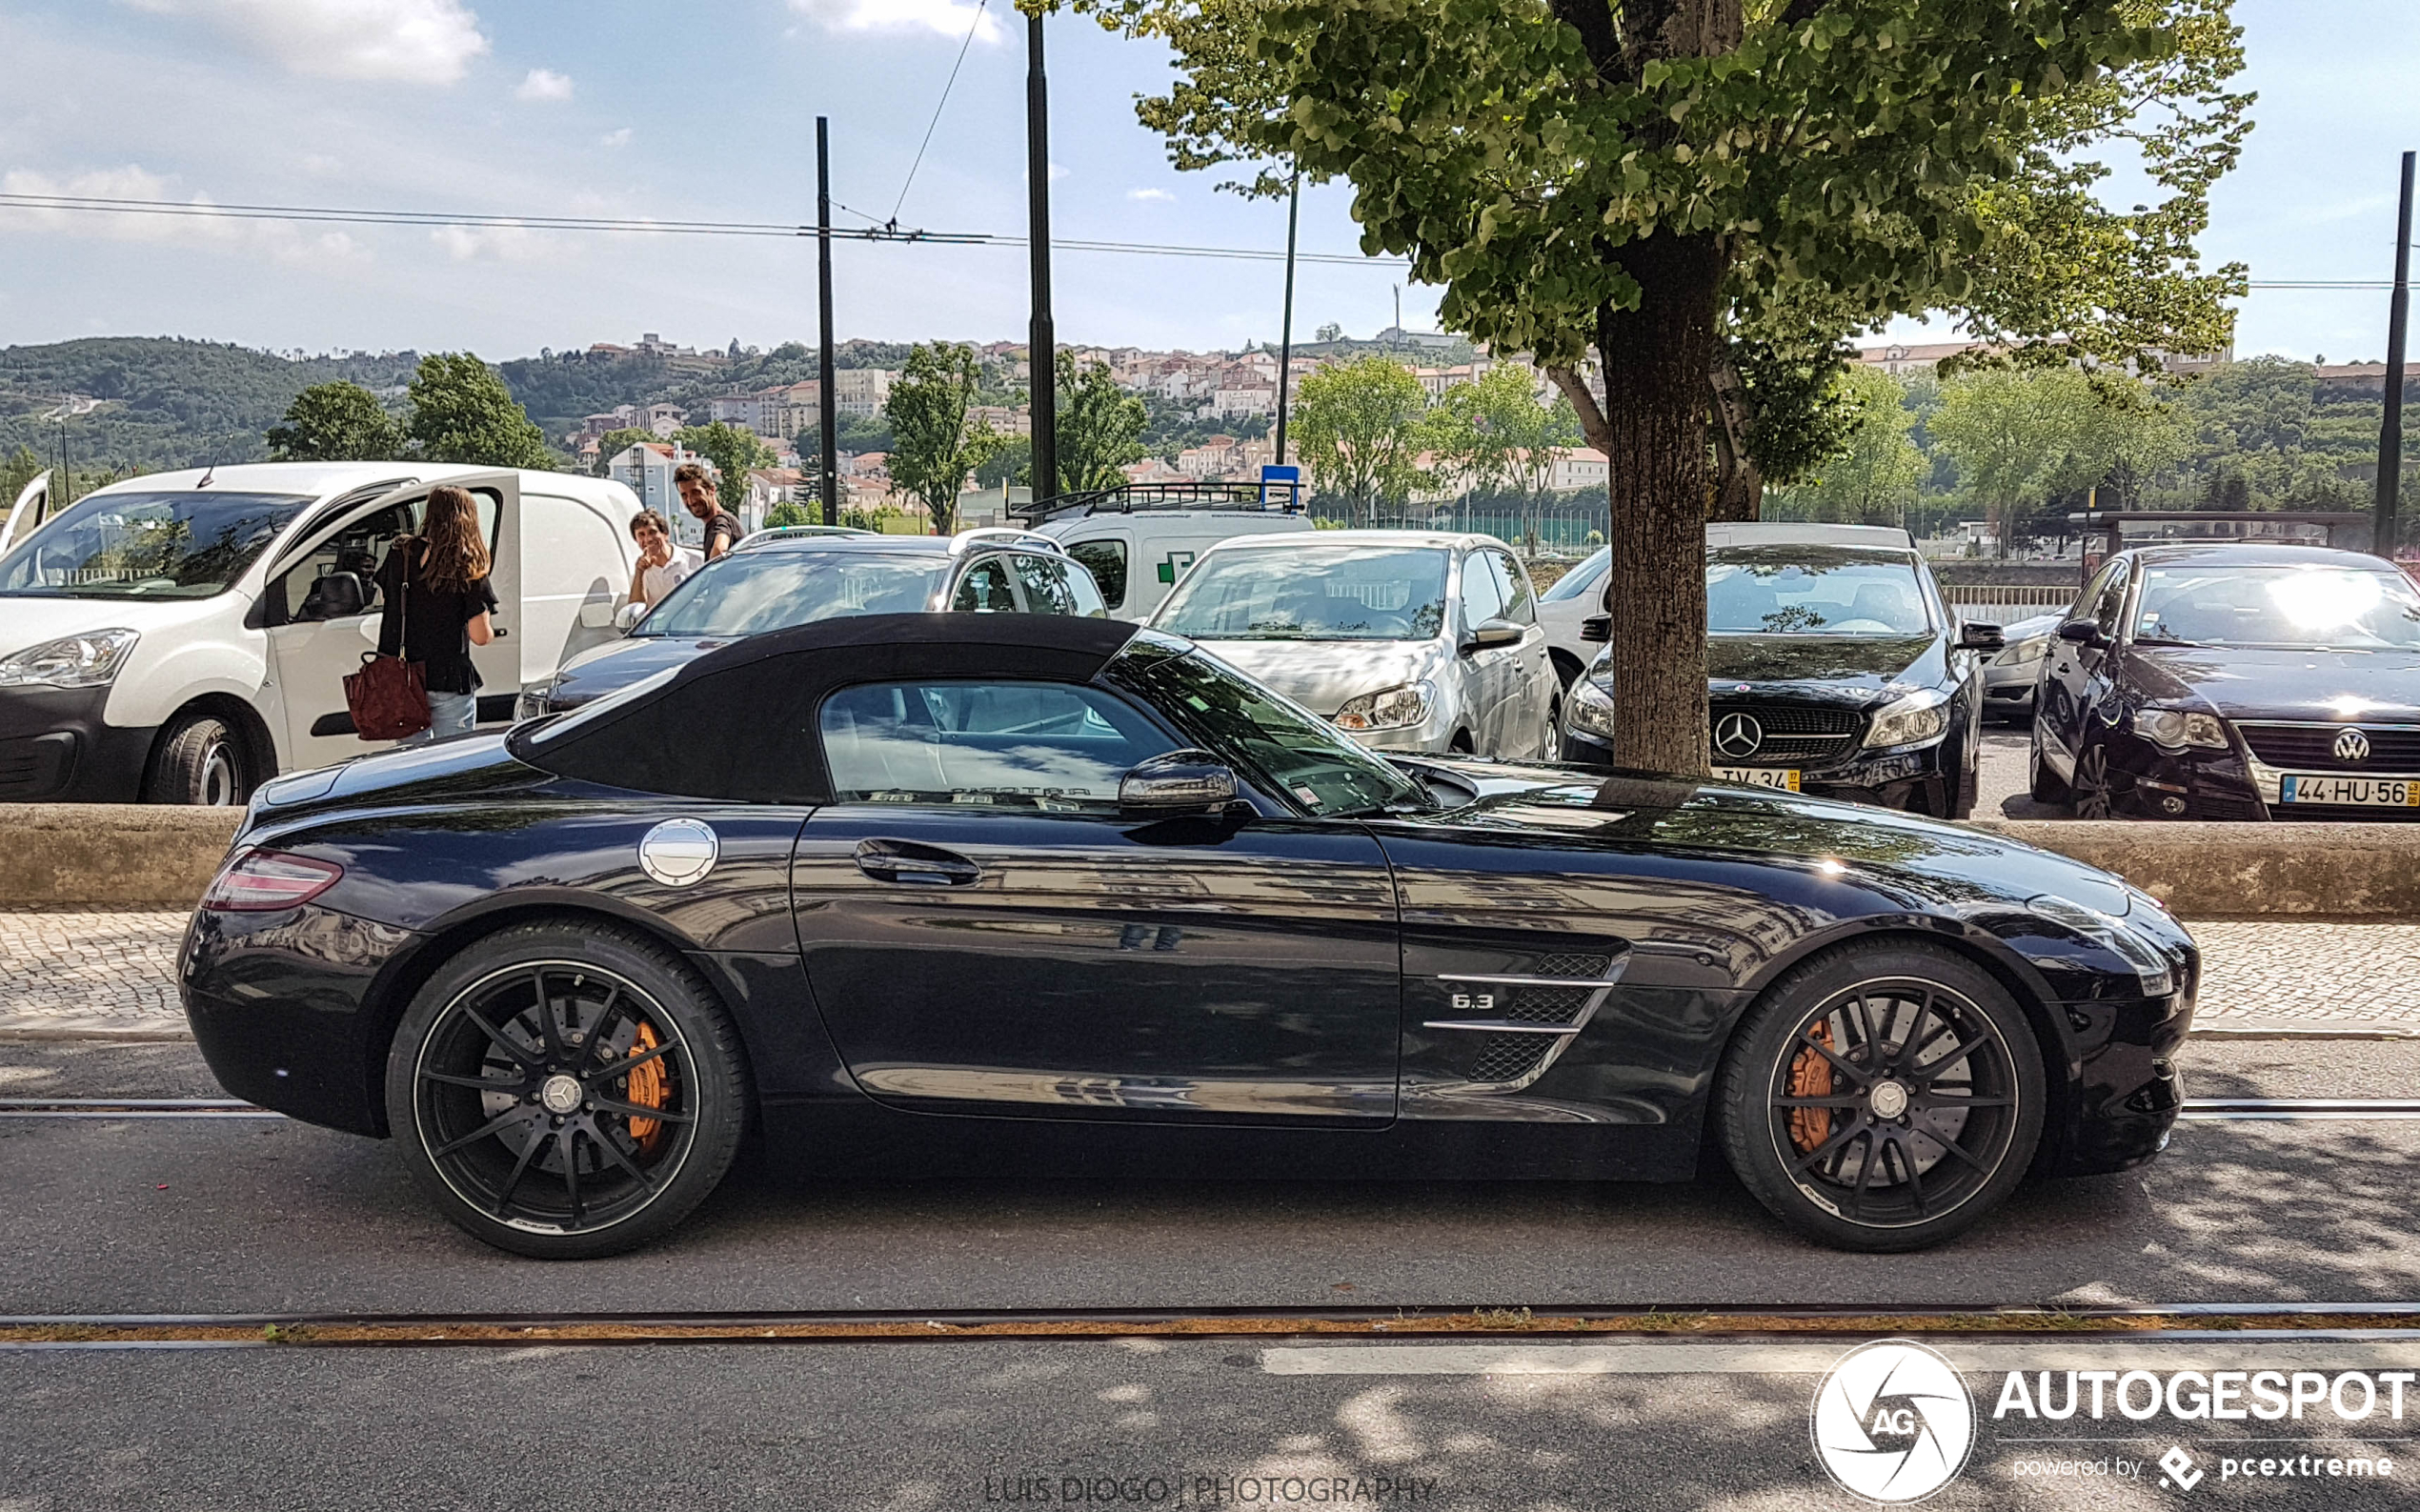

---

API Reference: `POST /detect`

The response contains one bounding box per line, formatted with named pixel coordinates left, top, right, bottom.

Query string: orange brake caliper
left=1787, top=1020, right=1835, bottom=1153
left=625, top=1020, right=666, bottom=1149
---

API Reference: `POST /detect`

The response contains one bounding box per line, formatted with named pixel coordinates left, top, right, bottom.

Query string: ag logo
left=1809, top=1340, right=1974, bottom=1503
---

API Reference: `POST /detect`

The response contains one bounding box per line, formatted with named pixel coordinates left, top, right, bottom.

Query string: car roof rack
left=734, top=525, right=881, bottom=551
left=949, top=527, right=1067, bottom=555
left=1011, top=480, right=1306, bottom=525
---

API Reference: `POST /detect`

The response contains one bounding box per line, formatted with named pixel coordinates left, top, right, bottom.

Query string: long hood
left=2128, top=643, right=2420, bottom=722
left=1190, top=638, right=1441, bottom=716
left=1704, top=635, right=1938, bottom=703
left=548, top=635, right=724, bottom=707
left=0, top=593, right=239, bottom=656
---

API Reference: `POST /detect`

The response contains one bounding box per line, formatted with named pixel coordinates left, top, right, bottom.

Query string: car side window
left=1011, top=553, right=1104, bottom=617
left=2091, top=558, right=2133, bottom=636
left=1491, top=553, right=1536, bottom=625
left=1064, top=539, right=1127, bottom=611
left=268, top=500, right=417, bottom=624
left=819, top=679, right=1177, bottom=814
left=951, top=556, right=1020, bottom=613
left=2071, top=557, right=2123, bottom=629
left=1460, top=550, right=1504, bottom=628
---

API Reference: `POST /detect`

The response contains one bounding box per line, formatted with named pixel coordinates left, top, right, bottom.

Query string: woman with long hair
left=376, top=485, right=497, bottom=743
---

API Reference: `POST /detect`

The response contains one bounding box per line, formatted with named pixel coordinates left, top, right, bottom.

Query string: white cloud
left=514, top=68, right=573, bottom=103
left=599, top=128, right=634, bottom=149
left=3, top=165, right=367, bottom=267
left=120, top=0, right=489, bottom=84
left=431, top=222, right=547, bottom=263
left=786, top=0, right=1003, bottom=45
left=1127, top=188, right=1175, bottom=203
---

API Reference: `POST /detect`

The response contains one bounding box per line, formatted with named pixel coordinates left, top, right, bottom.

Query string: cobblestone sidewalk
left=0, top=911, right=2413, bottom=1037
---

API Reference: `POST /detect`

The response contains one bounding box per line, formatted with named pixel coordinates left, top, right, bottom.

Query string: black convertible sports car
left=181, top=615, right=2194, bottom=1260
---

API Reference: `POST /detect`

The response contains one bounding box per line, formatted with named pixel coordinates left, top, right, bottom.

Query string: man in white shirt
left=628, top=510, right=703, bottom=610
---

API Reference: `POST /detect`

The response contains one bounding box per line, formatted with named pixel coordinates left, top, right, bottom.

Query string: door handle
left=854, top=837, right=981, bottom=886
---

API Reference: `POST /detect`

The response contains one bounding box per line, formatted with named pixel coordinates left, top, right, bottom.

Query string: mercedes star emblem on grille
left=1713, top=712, right=1765, bottom=759
left=2335, top=727, right=2373, bottom=763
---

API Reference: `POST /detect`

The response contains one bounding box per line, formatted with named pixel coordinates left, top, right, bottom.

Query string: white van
left=1033, top=501, right=1314, bottom=621
left=0, top=462, right=642, bottom=804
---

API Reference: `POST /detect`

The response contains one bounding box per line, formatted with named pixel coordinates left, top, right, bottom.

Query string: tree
left=764, top=501, right=812, bottom=529
left=1929, top=367, right=2183, bottom=551
left=1052, top=354, right=1149, bottom=494
left=266, top=381, right=404, bottom=461
left=673, top=422, right=778, bottom=506
left=1081, top=0, right=2233, bottom=771
left=1315, top=322, right=1344, bottom=342
left=1765, top=367, right=1925, bottom=525
left=594, top=427, right=655, bottom=475
left=1289, top=357, right=1431, bottom=525
left=885, top=342, right=998, bottom=535
left=976, top=435, right=1032, bottom=491
left=406, top=353, right=553, bottom=469
left=1432, top=363, right=1582, bottom=504
left=0, top=446, right=42, bottom=514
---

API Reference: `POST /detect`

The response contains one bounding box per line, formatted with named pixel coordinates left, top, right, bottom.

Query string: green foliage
left=673, top=421, right=778, bottom=501
left=1290, top=357, right=1432, bottom=523
left=266, top=381, right=405, bottom=462
left=593, top=427, right=656, bottom=474
left=885, top=342, right=999, bottom=535
left=976, top=434, right=1032, bottom=491
left=1765, top=366, right=1926, bottom=524
left=406, top=353, right=554, bottom=469
left=1052, top=354, right=1149, bottom=493
left=764, top=501, right=813, bottom=529
left=1927, top=366, right=2185, bottom=544
left=0, top=446, right=42, bottom=514
left=1429, top=364, right=1581, bottom=501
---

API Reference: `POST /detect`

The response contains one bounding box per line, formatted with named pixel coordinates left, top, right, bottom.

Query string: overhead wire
left=891, top=0, right=990, bottom=228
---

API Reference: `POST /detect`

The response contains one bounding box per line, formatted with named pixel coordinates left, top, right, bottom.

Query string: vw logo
left=2335, top=728, right=2372, bottom=763
left=1713, top=712, right=1765, bottom=759
left=1810, top=1340, right=1975, bottom=1502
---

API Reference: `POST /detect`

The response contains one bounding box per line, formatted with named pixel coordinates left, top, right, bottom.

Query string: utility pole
left=817, top=116, right=841, bottom=528
left=2377, top=150, right=2414, bottom=561
left=1026, top=13, right=1058, bottom=506
left=1273, top=169, right=1301, bottom=473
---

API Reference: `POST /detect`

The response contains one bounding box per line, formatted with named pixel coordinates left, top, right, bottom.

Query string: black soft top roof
left=519, top=613, right=1146, bottom=805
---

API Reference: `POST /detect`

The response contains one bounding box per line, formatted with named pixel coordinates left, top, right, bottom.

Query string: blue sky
left=0, top=0, right=2410, bottom=360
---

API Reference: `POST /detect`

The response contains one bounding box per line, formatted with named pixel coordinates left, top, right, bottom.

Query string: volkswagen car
left=1147, top=531, right=1560, bottom=760
left=182, top=614, right=2191, bottom=1260
left=1563, top=525, right=2001, bottom=816
left=2029, top=543, right=2420, bottom=820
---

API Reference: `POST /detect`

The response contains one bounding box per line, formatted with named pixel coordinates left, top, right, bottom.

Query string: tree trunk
left=1706, top=350, right=1763, bottom=522
left=1557, top=232, right=1724, bottom=776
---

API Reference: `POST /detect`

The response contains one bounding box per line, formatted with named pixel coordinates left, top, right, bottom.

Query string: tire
left=1542, top=700, right=1563, bottom=762
left=2069, top=739, right=2117, bottom=820
left=1716, top=940, right=2046, bottom=1253
left=2027, top=729, right=2071, bottom=805
left=144, top=713, right=249, bottom=806
left=384, top=919, right=751, bottom=1260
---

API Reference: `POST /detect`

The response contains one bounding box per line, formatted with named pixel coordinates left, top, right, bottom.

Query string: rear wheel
left=385, top=920, right=750, bottom=1260
left=1717, top=942, right=2045, bottom=1252
left=145, top=713, right=248, bottom=806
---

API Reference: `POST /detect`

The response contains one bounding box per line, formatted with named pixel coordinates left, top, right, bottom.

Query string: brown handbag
left=344, top=549, right=432, bottom=740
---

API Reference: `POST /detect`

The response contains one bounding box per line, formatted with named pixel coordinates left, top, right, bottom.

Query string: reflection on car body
left=184, top=614, right=2191, bottom=1261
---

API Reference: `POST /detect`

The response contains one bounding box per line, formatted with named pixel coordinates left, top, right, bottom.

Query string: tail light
left=201, top=849, right=344, bottom=912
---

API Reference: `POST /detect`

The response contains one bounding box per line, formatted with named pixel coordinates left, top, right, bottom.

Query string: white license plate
left=1715, top=767, right=1802, bottom=792
left=2279, top=774, right=2420, bottom=807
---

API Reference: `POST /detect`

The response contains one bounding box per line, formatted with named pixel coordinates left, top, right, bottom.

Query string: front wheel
left=1542, top=699, right=1563, bottom=762
left=385, top=920, right=751, bottom=1260
left=145, top=713, right=249, bottom=806
left=1716, top=942, right=2046, bottom=1252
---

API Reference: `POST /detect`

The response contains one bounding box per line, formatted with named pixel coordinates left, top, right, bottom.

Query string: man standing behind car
left=675, top=462, right=743, bottom=561
left=627, top=510, right=701, bottom=610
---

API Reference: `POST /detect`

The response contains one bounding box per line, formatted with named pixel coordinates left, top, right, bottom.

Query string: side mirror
left=578, top=599, right=616, bottom=630
left=614, top=601, right=649, bottom=634
left=1958, top=621, right=2006, bottom=653
left=1461, top=617, right=1524, bottom=654
left=1119, top=749, right=1238, bottom=814
left=1579, top=614, right=1611, bottom=644
left=2056, top=617, right=2106, bottom=648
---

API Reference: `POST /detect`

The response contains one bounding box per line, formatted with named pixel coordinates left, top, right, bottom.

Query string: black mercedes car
left=1564, top=526, right=2002, bottom=816
left=182, top=615, right=2191, bottom=1260
left=2030, top=543, right=2420, bottom=820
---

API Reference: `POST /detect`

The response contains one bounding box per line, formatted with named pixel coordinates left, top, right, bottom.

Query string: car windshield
left=1107, top=632, right=1429, bottom=817
left=638, top=550, right=947, bottom=636
left=2134, top=564, right=2420, bottom=650
left=1705, top=546, right=1932, bottom=635
left=1538, top=547, right=1610, bottom=602
left=1152, top=545, right=1450, bottom=641
left=0, top=490, right=310, bottom=599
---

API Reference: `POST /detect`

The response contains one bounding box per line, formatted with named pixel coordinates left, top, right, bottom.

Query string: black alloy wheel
left=1717, top=942, right=2045, bottom=1252
left=2069, top=740, right=2118, bottom=820
left=385, top=921, right=749, bottom=1260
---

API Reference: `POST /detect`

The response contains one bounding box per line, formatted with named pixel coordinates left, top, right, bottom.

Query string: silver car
left=1982, top=610, right=2064, bottom=722
left=1147, top=530, right=1561, bottom=759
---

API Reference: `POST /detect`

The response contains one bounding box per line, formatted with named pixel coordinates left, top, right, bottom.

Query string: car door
left=1487, top=550, right=1555, bottom=757
left=259, top=473, right=521, bottom=770
left=2040, top=554, right=2129, bottom=777
left=1059, top=534, right=1134, bottom=617
left=1452, top=547, right=1514, bottom=753
left=790, top=675, right=1402, bottom=1124
left=0, top=471, right=50, bottom=558
left=1011, top=552, right=1108, bottom=617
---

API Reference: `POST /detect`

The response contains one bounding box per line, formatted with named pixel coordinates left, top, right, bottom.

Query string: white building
left=831, top=368, right=896, bottom=417
left=608, top=441, right=709, bottom=544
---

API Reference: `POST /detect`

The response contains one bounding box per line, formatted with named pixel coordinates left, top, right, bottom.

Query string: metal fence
left=1335, top=497, right=1610, bottom=559
left=1942, top=585, right=2080, bottom=619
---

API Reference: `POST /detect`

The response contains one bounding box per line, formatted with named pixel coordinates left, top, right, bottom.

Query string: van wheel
left=145, top=714, right=249, bottom=806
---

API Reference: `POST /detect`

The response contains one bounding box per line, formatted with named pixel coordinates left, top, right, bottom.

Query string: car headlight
left=514, top=683, right=558, bottom=722
left=2028, top=894, right=2176, bottom=997
left=1862, top=687, right=1951, bottom=749
left=0, top=629, right=139, bottom=689
left=1333, top=681, right=1434, bottom=733
left=1567, top=676, right=1619, bottom=737
left=2132, top=708, right=2229, bottom=751
left=2000, top=637, right=2049, bottom=666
